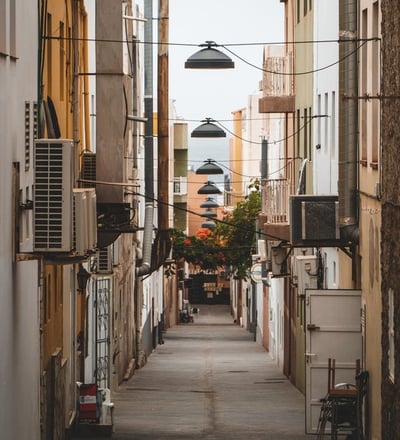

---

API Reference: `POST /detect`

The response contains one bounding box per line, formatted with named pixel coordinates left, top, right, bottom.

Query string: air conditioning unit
left=86, top=188, right=97, bottom=251
left=73, top=188, right=97, bottom=256
left=290, top=195, right=340, bottom=246
left=271, top=244, right=289, bottom=277
left=291, top=248, right=314, bottom=286
left=257, top=239, right=267, bottom=261
left=33, top=139, right=74, bottom=252
left=73, top=189, right=89, bottom=256
left=295, top=255, right=318, bottom=296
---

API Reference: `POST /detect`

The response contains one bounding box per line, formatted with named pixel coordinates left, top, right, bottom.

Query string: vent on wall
left=82, top=152, right=96, bottom=187
left=97, top=246, right=113, bottom=273
left=33, top=139, right=74, bottom=252
left=290, top=195, right=340, bottom=246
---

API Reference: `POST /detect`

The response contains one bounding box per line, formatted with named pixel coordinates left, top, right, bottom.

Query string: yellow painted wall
left=40, top=0, right=88, bottom=366
left=230, top=109, right=244, bottom=206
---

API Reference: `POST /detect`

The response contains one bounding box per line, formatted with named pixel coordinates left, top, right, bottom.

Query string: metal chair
left=316, top=359, right=368, bottom=440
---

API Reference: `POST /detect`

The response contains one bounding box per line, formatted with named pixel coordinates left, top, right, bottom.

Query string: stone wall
left=381, top=2, right=400, bottom=438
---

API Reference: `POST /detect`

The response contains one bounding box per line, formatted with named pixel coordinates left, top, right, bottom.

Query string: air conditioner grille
left=82, top=152, right=96, bottom=187
left=290, top=195, right=340, bottom=245
left=98, top=247, right=112, bottom=273
left=302, top=201, right=338, bottom=240
left=34, top=140, right=73, bottom=251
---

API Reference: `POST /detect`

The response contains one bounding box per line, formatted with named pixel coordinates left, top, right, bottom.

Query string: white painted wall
left=268, top=277, right=285, bottom=368
left=0, top=1, right=40, bottom=437
left=255, top=281, right=264, bottom=343
left=313, top=1, right=341, bottom=289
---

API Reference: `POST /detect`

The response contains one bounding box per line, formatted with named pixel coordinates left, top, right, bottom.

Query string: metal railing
left=261, top=53, right=294, bottom=97
left=262, top=178, right=291, bottom=223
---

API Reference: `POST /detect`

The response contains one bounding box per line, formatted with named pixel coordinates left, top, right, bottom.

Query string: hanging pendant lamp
left=197, top=181, right=222, bottom=195
left=200, top=209, right=217, bottom=218
left=200, top=197, right=220, bottom=209
left=185, top=41, right=235, bottom=69
left=201, top=220, right=216, bottom=230
left=195, top=159, right=223, bottom=175
left=191, top=118, right=226, bottom=138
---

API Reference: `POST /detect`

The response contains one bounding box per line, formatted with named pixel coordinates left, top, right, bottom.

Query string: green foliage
left=170, top=181, right=261, bottom=279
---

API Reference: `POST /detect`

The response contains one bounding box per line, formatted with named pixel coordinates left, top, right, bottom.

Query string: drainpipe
left=338, top=0, right=359, bottom=244
left=136, top=0, right=154, bottom=276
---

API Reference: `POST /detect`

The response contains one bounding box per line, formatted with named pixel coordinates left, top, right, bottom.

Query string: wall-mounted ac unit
left=73, top=188, right=97, bottom=256
left=295, top=255, right=318, bottom=296
left=34, top=139, right=74, bottom=252
left=290, top=195, right=340, bottom=246
left=86, top=188, right=97, bottom=251
left=271, top=244, right=289, bottom=277
left=257, top=239, right=267, bottom=261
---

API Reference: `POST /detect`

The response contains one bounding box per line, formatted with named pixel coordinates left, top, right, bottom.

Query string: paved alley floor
left=103, top=304, right=314, bottom=440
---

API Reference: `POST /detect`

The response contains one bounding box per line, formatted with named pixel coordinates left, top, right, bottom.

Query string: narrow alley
left=92, top=305, right=314, bottom=440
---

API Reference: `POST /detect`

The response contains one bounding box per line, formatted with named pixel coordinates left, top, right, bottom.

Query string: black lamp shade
left=201, top=209, right=217, bottom=218
left=196, top=159, right=223, bottom=175
left=185, top=42, right=235, bottom=69
left=200, top=197, right=219, bottom=209
left=191, top=120, right=226, bottom=138
left=198, top=181, right=222, bottom=195
left=201, top=220, right=216, bottom=230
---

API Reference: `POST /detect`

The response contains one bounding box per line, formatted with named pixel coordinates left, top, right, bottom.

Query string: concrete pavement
left=76, top=304, right=315, bottom=439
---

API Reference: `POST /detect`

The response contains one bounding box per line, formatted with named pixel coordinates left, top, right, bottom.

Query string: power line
left=44, top=34, right=379, bottom=47
left=44, top=34, right=373, bottom=76
left=223, top=39, right=370, bottom=76
left=80, top=178, right=283, bottom=239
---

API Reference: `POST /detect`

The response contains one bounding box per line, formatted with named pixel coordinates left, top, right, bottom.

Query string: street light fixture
left=201, top=220, right=216, bottom=230
left=197, top=181, right=222, bottom=195
left=195, top=159, right=224, bottom=175
left=201, top=209, right=218, bottom=218
left=191, top=118, right=226, bottom=138
left=184, top=41, right=235, bottom=69
left=200, top=197, right=219, bottom=209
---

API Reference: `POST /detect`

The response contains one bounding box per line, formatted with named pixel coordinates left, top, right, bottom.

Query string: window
left=317, top=94, right=321, bottom=148
left=0, top=0, right=15, bottom=56
left=371, top=2, right=379, bottom=165
left=361, top=8, right=368, bottom=163
left=297, top=0, right=301, bottom=23
left=47, top=13, right=52, bottom=95
left=304, top=108, right=308, bottom=159
left=0, top=0, right=5, bottom=54
left=331, top=91, right=336, bottom=160
left=388, top=288, right=394, bottom=382
left=9, top=0, right=16, bottom=57
left=296, top=109, right=301, bottom=157
left=59, top=21, right=65, bottom=101
left=308, top=106, right=312, bottom=159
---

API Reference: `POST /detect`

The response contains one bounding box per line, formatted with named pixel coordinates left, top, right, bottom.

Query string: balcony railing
left=173, top=177, right=188, bottom=196
left=262, top=178, right=291, bottom=224
left=261, top=53, right=294, bottom=97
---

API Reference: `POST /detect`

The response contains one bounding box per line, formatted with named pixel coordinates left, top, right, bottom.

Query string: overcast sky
left=169, top=0, right=284, bottom=130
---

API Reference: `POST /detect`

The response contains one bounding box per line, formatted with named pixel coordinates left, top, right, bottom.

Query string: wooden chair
left=328, top=358, right=362, bottom=440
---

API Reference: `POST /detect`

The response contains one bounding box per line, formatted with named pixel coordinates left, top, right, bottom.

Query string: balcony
left=258, top=53, right=295, bottom=114
left=261, top=178, right=292, bottom=242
